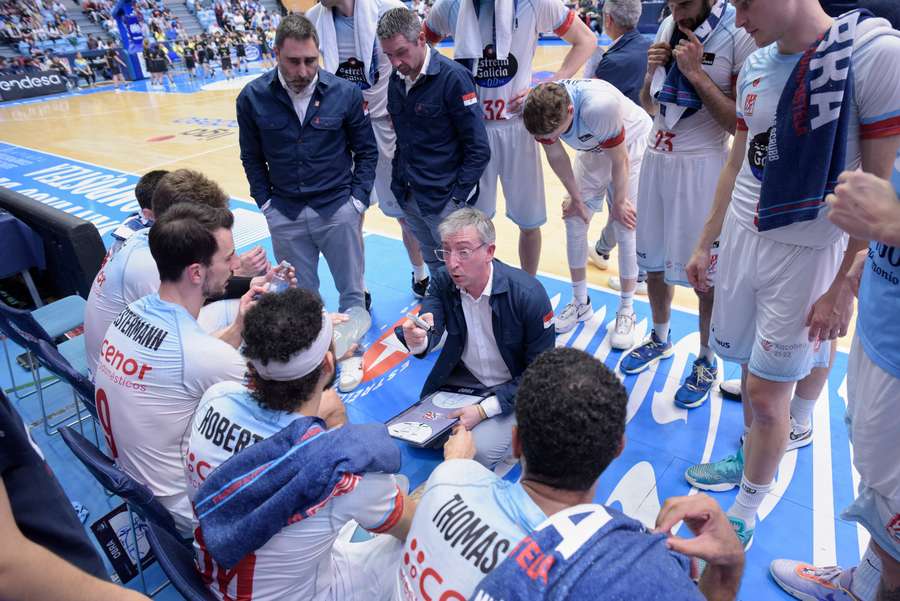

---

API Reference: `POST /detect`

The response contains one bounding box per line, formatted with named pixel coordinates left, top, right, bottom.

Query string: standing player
left=218, top=35, right=233, bottom=80
left=682, top=3, right=900, bottom=550
left=183, top=41, right=197, bottom=80
left=522, top=80, right=651, bottom=348
left=233, top=32, right=247, bottom=73
left=306, top=0, right=430, bottom=301
left=105, top=44, right=128, bottom=91
left=618, top=0, right=755, bottom=411
left=423, top=0, right=596, bottom=275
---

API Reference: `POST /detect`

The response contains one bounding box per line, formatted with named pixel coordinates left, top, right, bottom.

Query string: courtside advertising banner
left=0, top=70, right=67, bottom=102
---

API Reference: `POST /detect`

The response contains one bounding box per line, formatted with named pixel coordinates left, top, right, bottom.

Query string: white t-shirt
left=84, top=229, right=160, bottom=376
left=425, top=0, right=574, bottom=122
left=306, top=0, right=404, bottom=120
left=731, top=35, right=900, bottom=247
left=187, top=381, right=405, bottom=601
left=395, top=459, right=547, bottom=601
left=649, top=7, right=756, bottom=154
left=558, top=78, right=652, bottom=152
left=94, top=294, right=246, bottom=527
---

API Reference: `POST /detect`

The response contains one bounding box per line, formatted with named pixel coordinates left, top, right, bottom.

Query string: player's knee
left=746, top=376, right=791, bottom=421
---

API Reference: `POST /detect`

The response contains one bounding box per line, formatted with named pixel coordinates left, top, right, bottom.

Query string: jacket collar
left=607, top=29, right=641, bottom=52
left=267, top=66, right=335, bottom=95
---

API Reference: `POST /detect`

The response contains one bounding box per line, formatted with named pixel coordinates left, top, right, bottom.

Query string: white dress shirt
left=278, top=69, right=318, bottom=124
left=401, top=46, right=431, bottom=93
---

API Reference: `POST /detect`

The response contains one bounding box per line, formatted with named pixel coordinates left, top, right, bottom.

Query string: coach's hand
left=646, top=41, right=672, bottom=74
left=401, top=312, right=433, bottom=351
left=562, top=195, right=590, bottom=224
left=449, top=405, right=484, bottom=430
left=846, top=248, right=867, bottom=298
left=611, top=198, right=637, bottom=230
left=827, top=170, right=900, bottom=245
left=236, top=245, right=271, bottom=276
left=673, top=26, right=705, bottom=82
left=686, top=246, right=711, bottom=293
left=806, top=281, right=854, bottom=342
left=444, top=425, right=476, bottom=460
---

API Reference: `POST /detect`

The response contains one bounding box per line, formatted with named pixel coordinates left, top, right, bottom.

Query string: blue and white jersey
left=649, top=6, right=756, bottom=154
left=557, top=79, right=651, bottom=153
left=93, top=293, right=246, bottom=527
left=470, top=503, right=702, bottom=600
left=187, top=381, right=405, bottom=601
left=396, top=459, right=547, bottom=601
left=857, top=150, right=900, bottom=378
left=84, top=229, right=160, bottom=376
left=732, top=34, right=900, bottom=248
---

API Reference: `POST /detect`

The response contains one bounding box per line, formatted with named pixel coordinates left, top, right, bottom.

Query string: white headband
left=250, top=312, right=333, bottom=381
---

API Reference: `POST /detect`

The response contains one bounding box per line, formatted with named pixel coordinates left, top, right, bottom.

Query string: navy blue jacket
left=593, top=30, right=651, bottom=105
left=236, top=68, right=378, bottom=210
left=387, top=48, right=490, bottom=214
left=395, top=260, right=554, bottom=415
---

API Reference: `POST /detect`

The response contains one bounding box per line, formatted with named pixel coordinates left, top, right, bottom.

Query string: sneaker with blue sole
left=675, top=357, right=718, bottom=409
left=728, top=516, right=754, bottom=551
left=685, top=447, right=744, bottom=492
left=769, top=560, right=859, bottom=601
left=620, top=330, right=673, bottom=374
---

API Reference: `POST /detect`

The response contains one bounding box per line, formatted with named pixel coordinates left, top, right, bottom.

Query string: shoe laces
left=692, top=451, right=743, bottom=481
left=614, top=312, right=635, bottom=334
left=559, top=301, right=582, bottom=320
left=685, top=360, right=716, bottom=391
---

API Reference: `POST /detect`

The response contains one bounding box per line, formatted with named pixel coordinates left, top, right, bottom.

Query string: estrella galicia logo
left=748, top=127, right=772, bottom=182
left=336, top=56, right=375, bottom=90
left=474, top=44, right=518, bottom=88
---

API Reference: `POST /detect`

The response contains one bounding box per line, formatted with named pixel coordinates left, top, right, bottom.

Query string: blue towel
left=654, top=0, right=727, bottom=123
left=469, top=504, right=703, bottom=600
left=757, top=10, right=873, bottom=231
left=194, top=417, right=401, bottom=568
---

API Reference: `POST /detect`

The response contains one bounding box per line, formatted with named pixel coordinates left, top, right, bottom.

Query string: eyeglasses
left=434, top=243, right=486, bottom=262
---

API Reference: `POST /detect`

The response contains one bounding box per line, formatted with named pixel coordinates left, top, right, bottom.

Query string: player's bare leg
left=519, top=226, right=541, bottom=276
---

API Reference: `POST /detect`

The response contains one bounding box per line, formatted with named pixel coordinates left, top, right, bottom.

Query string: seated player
left=84, top=169, right=273, bottom=376
left=398, top=346, right=745, bottom=601
left=396, top=208, right=555, bottom=469
left=523, top=80, right=651, bottom=348
left=94, top=203, right=264, bottom=535
left=187, top=288, right=415, bottom=601
left=107, top=169, right=168, bottom=256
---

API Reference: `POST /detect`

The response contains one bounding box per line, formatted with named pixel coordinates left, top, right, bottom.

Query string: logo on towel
left=473, top=44, right=518, bottom=88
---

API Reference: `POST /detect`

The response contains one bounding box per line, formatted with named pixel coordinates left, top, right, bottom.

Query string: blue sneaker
left=685, top=447, right=744, bottom=492
left=620, top=330, right=673, bottom=374
left=675, top=357, right=718, bottom=409
left=769, top=560, right=858, bottom=601
left=728, top=516, right=754, bottom=551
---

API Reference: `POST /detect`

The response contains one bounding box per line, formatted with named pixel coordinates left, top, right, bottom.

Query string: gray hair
left=438, top=207, right=496, bottom=246
left=603, top=0, right=642, bottom=30
left=275, top=12, right=319, bottom=49
left=377, top=7, right=421, bottom=43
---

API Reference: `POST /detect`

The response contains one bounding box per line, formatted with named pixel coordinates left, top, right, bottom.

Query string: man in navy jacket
left=377, top=7, right=490, bottom=277
left=237, top=13, right=377, bottom=313
left=397, top=208, right=554, bottom=468
left=583, top=0, right=651, bottom=105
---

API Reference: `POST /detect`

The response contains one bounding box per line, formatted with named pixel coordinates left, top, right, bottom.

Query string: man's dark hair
left=135, top=169, right=169, bottom=212
left=150, top=168, right=230, bottom=219
left=274, top=13, right=318, bottom=49
left=148, top=203, right=234, bottom=282
left=516, top=347, right=627, bottom=491
left=242, top=289, right=328, bottom=412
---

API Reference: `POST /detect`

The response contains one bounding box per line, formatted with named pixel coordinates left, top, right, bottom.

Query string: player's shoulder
left=854, top=25, right=900, bottom=67
left=737, top=43, right=774, bottom=79
left=426, top=458, right=494, bottom=491
left=199, top=379, right=249, bottom=407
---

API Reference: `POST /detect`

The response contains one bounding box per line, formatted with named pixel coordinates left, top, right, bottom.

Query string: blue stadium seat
left=145, top=522, right=216, bottom=601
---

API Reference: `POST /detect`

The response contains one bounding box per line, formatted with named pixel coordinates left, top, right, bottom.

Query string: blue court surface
left=0, top=139, right=864, bottom=599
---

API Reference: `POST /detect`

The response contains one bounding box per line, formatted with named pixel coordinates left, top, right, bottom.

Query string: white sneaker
left=609, top=276, right=648, bottom=296
left=555, top=298, right=593, bottom=334
left=338, top=356, right=364, bottom=393
left=587, top=243, right=609, bottom=270
left=610, top=311, right=636, bottom=350
left=740, top=416, right=813, bottom=451
left=719, top=379, right=742, bottom=400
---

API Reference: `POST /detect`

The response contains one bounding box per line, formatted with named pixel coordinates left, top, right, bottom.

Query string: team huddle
left=80, top=0, right=900, bottom=599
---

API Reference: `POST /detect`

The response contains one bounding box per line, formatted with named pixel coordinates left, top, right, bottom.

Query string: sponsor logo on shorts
left=713, top=335, right=731, bottom=349
left=760, top=340, right=805, bottom=358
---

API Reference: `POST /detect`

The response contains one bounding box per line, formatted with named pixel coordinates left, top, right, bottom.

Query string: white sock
left=618, top=291, right=634, bottom=314
left=728, top=475, right=771, bottom=528
left=699, top=345, right=716, bottom=362
left=573, top=280, right=588, bottom=305
left=790, top=394, right=817, bottom=428
left=413, top=262, right=427, bottom=282
left=653, top=321, right=670, bottom=341
left=850, top=546, right=883, bottom=601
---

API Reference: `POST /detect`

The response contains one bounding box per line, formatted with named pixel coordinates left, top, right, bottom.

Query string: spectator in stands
left=87, top=33, right=98, bottom=49
left=401, top=347, right=746, bottom=601
left=397, top=208, right=555, bottom=469
left=187, top=288, right=415, bottom=601
left=0, top=392, right=151, bottom=601
left=73, top=51, right=94, bottom=86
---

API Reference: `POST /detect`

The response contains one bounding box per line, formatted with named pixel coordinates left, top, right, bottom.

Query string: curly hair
left=241, top=288, right=330, bottom=413
left=516, top=347, right=627, bottom=491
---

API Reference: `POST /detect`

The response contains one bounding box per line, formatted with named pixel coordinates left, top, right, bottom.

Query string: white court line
left=141, top=142, right=239, bottom=171
left=838, top=374, right=871, bottom=559
left=813, top=384, right=837, bottom=566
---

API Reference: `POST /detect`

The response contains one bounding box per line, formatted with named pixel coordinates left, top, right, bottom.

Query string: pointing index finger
left=679, top=24, right=700, bottom=44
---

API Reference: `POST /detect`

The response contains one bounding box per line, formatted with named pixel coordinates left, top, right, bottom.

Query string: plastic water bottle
left=333, top=305, right=371, bottom=359
left=268, top=260, right=292, bottom=294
